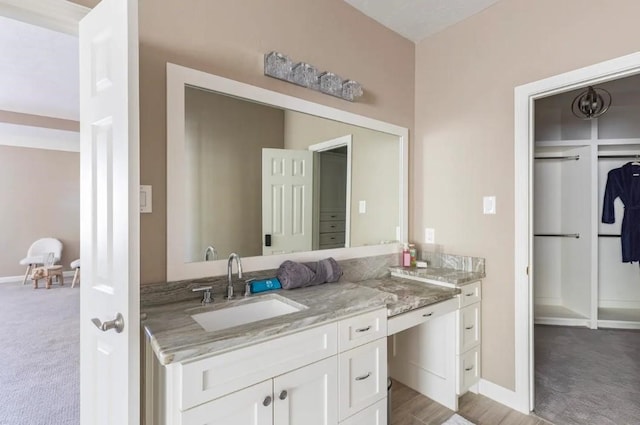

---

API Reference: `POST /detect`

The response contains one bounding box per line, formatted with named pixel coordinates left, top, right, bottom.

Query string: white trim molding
left=0, top=0, right=89, bottom=35
left=0, top=122, right=80, bottom=152
left=478, top=379, right=525, bottom=414
left=514, top=52, right=640, bottom=413
left=0, top=270, right=76, bottom=284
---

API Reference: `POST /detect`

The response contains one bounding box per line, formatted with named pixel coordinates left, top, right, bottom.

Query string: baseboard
left=0, top=270, right=76, bottom=284
left=478, top=379, right=529, bottom=415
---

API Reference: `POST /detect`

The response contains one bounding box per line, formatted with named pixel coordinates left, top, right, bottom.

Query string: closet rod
left=598, top=155, right=640, bottom=159
left=598, top=234, right=621, bottom=237
left=534, top=233, right=580, bottom=238
left=534, top=155, right=580, bottom=161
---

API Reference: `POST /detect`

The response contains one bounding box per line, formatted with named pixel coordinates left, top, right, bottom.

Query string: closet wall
left=534, top=74, right=640, bottom=329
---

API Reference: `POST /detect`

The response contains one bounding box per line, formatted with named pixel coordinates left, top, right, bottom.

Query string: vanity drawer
left=457, top=346, right=480, bottom=395
left=338, top=308, right=387, bottom=352
left=387, top=297, right=458, bottom=336
left=177, top=322, right=337, bottom=411
left=340, top=397, right=387, bottom=425
left=319, top=232, right=346, bottom=245
left=320, top=220, right=346, bottom=233
left=320, top=211, right=345, bottom=221
left=459, top=281, right=481, bottom=308
left=457, top=303, right=481, bottom=354
left=339, top=338, right=387, bottom=421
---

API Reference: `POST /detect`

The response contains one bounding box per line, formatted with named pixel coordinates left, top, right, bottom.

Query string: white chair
left=19, top=238, right=63, bottom=285
left=70, top=259, right=80, bottom=288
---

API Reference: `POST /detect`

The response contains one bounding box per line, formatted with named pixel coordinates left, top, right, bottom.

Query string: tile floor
left=390, top=381, right=553, bottom=425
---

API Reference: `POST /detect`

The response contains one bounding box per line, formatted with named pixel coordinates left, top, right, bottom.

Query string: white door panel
left=79, top=0, right=140, bottom=423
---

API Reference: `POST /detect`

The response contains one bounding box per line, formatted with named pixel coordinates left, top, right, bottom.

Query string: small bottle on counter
left=402, top=243, right=411, bottom=267
left=409, top=244, right=417, bottom=267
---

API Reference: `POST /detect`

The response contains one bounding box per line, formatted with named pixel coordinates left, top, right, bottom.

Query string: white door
left=180, top=380, right=273, bottom=425
left=262, top=148, right=313, bottom=255
left=79, top=0, right=140, bottom=424
left=273, top=356, right=338, bottom=425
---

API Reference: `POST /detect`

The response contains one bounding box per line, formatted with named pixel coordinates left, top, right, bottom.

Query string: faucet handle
left=244, top=279, right=256, bottom=297
left=192, top=286, right=213, bottom=304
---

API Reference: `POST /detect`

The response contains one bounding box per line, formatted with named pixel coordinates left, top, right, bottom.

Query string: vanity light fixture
left=264, top=51, right=363, bottom=102
left=571, top=85, right=612, bottom=120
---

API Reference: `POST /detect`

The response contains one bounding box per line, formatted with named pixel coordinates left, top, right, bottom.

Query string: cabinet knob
left=263, top=395, right=272, bottom=407
left=422, top=312, right=433, bottom=318
left=355, top=325, right=371, bottom=333
left=465, top=365, right=474, bottom=372
left=279, top=390, right=288, bottom=400
left=465, top=325, right=474, bottom=330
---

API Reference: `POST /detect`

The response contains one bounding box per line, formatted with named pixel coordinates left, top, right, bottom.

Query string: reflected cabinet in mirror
left=167, top=63, right=408, bottom=280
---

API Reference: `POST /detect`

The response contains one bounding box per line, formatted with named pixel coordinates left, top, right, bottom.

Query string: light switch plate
left=140, top=185, right=152, bottom=213
left=359, top=200, right=366, bottom=214
left=425, top=228, right=435, bottom=244
left=483, top=196, right=496, bottom=214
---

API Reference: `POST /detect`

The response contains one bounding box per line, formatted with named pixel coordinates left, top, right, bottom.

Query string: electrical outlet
left=425, top=228, right=435, bottom=244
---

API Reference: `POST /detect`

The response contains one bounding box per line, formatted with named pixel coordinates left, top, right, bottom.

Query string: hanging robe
left=602, top=162, right=640, bottom=262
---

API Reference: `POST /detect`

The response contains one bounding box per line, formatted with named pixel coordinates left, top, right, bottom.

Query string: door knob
left=279, top=390, right=288, bottom=400
left=91, top=313, right=125, bottom=333
left=263, top=395, right=272, bottom=406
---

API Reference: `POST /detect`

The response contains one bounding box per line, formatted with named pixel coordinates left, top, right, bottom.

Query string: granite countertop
left=143, top=274, right=463, bottom=365
left=143, top=281, right=396, bottom=365
left=356, top=276, right=460, bottom=316
left=389, top=266, right=485, bottom=287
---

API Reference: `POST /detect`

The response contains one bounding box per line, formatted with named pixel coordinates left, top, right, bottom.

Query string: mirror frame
left=167, top=62, right=409, bottom=280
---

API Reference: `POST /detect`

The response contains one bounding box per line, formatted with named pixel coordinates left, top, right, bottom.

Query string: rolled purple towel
left=277, top=257, right=343, bottom=289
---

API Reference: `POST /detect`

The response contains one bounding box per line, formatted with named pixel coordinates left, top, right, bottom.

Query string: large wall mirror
left=167, top=63, right=408, bottom=280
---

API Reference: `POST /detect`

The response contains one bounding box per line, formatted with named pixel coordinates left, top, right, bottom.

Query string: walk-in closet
left=533, top=74, right=640, bottom=424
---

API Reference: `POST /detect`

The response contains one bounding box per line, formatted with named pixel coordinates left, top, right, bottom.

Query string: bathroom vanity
left=142, top=268, right=483, bottom=425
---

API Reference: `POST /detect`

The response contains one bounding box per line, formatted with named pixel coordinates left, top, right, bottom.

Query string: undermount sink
left=191, top=295, right=307, bottom=333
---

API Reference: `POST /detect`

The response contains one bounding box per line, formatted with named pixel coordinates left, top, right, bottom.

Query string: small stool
left=32, top=265, right=64, bottom=289
left=70, top=259, right=80, bottom=288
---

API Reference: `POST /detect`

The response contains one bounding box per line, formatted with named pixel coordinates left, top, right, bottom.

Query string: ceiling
left=344, top=0, right=502, bottom=42
left=0, top=15, right=78, bottom=121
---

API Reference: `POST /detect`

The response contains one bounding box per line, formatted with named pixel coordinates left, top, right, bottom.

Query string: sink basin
left=191, top=295, right=306, bottom=333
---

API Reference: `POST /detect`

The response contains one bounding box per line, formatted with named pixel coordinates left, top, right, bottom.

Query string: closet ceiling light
left=571, top=86, right=612, bottom=120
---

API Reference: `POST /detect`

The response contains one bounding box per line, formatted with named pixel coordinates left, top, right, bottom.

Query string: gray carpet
left=0, top=280, right=79, bottom=425
left=535, top=325, right=640, bottom=425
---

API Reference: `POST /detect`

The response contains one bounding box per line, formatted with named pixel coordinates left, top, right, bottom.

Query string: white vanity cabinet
left=144, top=308, right=388, bottom=425
left=456, top=281, right=482, bottom=395
left=387, top=280, right=483, bottom=411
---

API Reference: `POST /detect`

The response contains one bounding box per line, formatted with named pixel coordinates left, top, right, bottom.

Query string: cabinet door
left=180, top=380, right=273, bottom=425
left=273, top=356, right=338, bottom=425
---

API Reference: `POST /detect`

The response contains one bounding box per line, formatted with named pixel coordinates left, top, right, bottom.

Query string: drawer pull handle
left=465, top=365, right=474, bottom=372
left=263, top=396, right=272, bottom=407
left=422, top=312, right=433, bottom=317
left=465, top=293, right=474, bottom=297
left=355, top=326, right=371, bottom=333
left=465, top=325, right=474, bottom=330
left=355, top=372, right=371, bottom=381
left=279, top=390, right=288, bottom=400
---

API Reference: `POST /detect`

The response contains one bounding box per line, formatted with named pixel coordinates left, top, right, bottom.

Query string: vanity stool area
left=142, top=256, right=485, bottom=425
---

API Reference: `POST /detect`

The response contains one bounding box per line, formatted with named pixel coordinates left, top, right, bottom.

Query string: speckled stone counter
left=389, top=266, right=485, bottom=287
left=143, top=281, right=395, bottom=365
left=142, top=276, right=462, bottom=365
left=356, top=276, right=460, bottom=316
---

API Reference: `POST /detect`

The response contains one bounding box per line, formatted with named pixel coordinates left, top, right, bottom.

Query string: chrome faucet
left=226, top=253, right=243, bottom=299
left=203, top=245, right=217, bottom=261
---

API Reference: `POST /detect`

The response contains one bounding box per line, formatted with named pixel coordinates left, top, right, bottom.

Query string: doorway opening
left=514, top=52, right=640, bottom=419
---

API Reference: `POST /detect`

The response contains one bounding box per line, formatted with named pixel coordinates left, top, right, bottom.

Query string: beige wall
left=137, top=0, right=415, bottom=284
left=184, top=87, right=284, bottom=261
left=284, top=110, right=400, bottom=246
left=414, top=0, right=640, bottom=390
left=0, top=146, right=79, bottom=276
